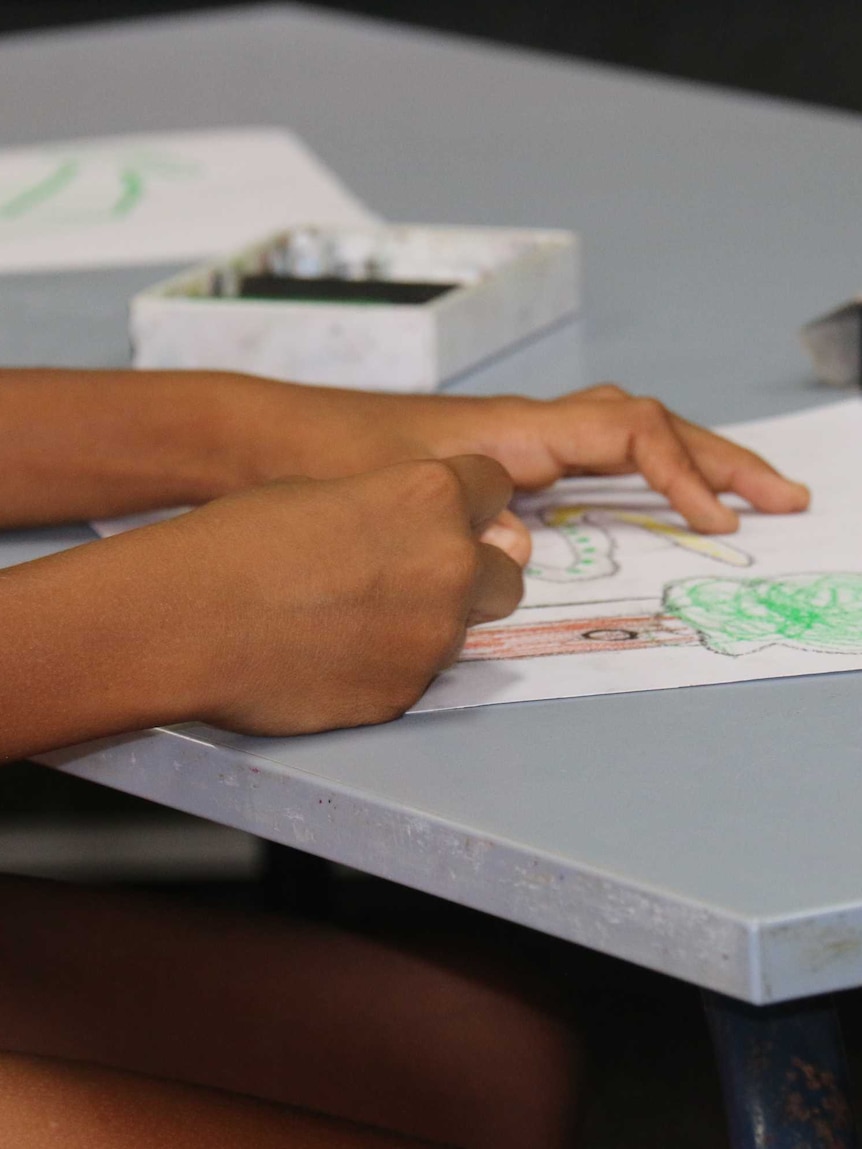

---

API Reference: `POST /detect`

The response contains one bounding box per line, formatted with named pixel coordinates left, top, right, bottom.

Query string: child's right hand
left=122, top=455, right=524, bottom=738
left=2, top=454, right=526, bottom=758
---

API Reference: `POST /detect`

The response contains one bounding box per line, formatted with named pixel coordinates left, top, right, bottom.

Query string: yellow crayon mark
left=544, top=506, right=588, bottom=527
left=541, top=505, right=751, bottom=568
left=609, top=512, right=752, bottom=567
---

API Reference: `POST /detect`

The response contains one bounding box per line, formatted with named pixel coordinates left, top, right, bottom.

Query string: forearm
left=0, top=367, right=810, bottom=537
left=0, top=369, right=273, bottom=526
left=0, top=528, right=211, bottom=760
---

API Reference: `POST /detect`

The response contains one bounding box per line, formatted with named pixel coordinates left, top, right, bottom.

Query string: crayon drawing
left=414, top=399, right=862, bottom=711
left=663, top=571, right=862, bottom=657
left=470, top=502, right=856, bottom=662
left=526, top=504, right=751, bottom=584
left=0, top=128, right=372, bottom=274
left=0, top=149, right=201, bottom=231
left=463, top=572, right=862, bottom=661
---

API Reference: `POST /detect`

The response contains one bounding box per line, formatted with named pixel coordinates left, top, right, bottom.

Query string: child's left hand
left=0, top=370, right=810, bottom=568
left=236, top=376, right=810, bottom=561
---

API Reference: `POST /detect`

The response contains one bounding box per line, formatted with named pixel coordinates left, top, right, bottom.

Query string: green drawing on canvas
left=0, top=159, right=80, bottom=220
left=0, top=148, right=201, bottom=226
left=663, top=572, right=862, bottom=656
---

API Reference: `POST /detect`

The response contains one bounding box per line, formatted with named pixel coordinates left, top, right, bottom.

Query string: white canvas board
left=0, top=127, right=374, bottom=274
left=415, top=398, right=862, bottom=711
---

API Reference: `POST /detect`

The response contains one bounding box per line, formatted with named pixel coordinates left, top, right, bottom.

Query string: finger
left=555, top=402, right=811, bottom=510
left=467, top=542, right=524, bottom=626
left=626, top=402, right=740, bottom=533
left=672, top=417, right=811, bottom=513
left=549, top=398, right=739, bottom=531
left=443, top=454, right=515, bottom=534
left=479, top=508, right=532, bottom=567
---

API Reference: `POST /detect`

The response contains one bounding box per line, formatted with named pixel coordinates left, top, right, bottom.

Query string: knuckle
left=591, top=381, right=627, bottom=399
left=440, top=537, right=481, bottom=598
left=631, top=395, right=669, bottom=427
left=652, top=463, right=694, bottom=498
left=401, top=458, right=463, bottom=511
left=647, top=471, right=673, bottom=496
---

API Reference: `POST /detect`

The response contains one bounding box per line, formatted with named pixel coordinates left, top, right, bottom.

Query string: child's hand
left=146, top=455, right=523, bottom=737
left=0, top=455, right=524, bottom=755
left=0, top=370, right=808, bottom=539
left=241, top=379, right=810, bottom=536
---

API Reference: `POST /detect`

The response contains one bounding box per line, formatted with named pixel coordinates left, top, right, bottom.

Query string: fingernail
left=482, top=523, right=520, bottom=550
left=481, top=523, right=530, bottom=565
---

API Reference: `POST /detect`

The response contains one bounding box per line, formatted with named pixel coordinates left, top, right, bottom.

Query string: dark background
left=2, top=0, right=862, bottom=115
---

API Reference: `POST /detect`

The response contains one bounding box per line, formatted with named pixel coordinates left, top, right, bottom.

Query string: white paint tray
left=130, top=224, right=580, bottom=391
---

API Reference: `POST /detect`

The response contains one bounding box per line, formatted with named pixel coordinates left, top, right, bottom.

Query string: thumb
left=479, top=508, right=532, bottom=568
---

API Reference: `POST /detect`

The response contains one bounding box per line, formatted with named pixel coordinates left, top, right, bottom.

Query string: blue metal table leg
left=703, top=991, right=858, bottom=1148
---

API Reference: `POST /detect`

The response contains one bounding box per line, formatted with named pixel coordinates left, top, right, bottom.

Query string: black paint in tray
left=237, top=275, right=457, bottom=306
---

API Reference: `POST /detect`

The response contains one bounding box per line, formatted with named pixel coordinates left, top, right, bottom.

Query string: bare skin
left=0, top=371, right=808, bottom=539
left=0, top=1053, right=436, bottom=1149
left=0, top=368, right=809, bottom=1146
left=0, top=454, right=522, bottom=758
left=0, top=368, right=808, bottom=759
left=0, top=877, right=580, bottom=1149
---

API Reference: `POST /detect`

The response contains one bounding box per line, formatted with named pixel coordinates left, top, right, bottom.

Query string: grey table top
left=2, top=3, right=861, bottom=1005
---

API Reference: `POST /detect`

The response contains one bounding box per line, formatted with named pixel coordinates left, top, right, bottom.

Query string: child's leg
left=0, top=876, right=582, bottom=1149
left=0, top=1050, right=442, bottom=1148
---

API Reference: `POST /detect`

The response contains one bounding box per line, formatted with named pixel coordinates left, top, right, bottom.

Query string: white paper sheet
left=0, top=127, right=374, bottom=274
left=415, top=398, right=862, bottom=711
